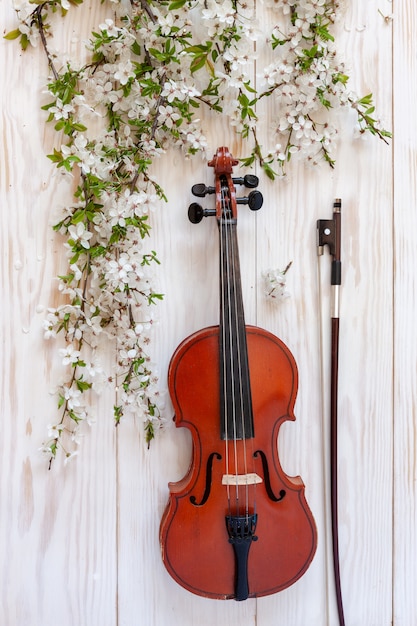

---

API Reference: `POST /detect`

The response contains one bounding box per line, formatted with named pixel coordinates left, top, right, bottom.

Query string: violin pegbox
left=188, top=147, right=263, bottom=224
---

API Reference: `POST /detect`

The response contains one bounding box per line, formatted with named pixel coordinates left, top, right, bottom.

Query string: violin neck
left=219, top=218, right=254, bottom=441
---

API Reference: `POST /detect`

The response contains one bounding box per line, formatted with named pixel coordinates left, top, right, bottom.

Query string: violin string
left=220, top=185, right=231, bottom=507
left=248, top=205, right=258, bottom=520
left=223, top=178, right=250, bottom=513
left=223, top=183, right=240, bottom=509
left=228, top=177, right=254, bottom=517
left=220, top=172, right=255, bottom=518
left=227, top=192, right=250, bottom=516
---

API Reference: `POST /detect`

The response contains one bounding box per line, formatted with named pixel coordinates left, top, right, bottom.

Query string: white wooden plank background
left=393, top=0, right=417, bottom=624
left=0, top=0, right=412, bottom=624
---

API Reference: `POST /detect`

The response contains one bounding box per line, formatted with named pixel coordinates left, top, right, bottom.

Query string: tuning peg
left=232, top=174, right=259, bottom=189
left=236, top=190, right=263, bottom=211
left=188, top=203, right=216, bottom=224
left=191, top=183, right=216, bottom=198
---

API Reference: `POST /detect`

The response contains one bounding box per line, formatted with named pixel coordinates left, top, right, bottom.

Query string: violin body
left=160, top=325, right=317, bottom=599
left=160, top=147, right=317, bottom=600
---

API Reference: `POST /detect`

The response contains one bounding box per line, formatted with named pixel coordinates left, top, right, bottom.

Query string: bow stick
left=317, top=199, right=345, bottom=626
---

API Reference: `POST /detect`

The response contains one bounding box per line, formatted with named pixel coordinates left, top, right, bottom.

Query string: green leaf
left=20, top=34, right=29, bottom=51
left=114, top=405, right=123, bottom=424
left=357, top=93, right=373, bottom=106
left=317, top=89, right=331, bottom=109
left=190, top=55, right=206, bottom=73
left=75, top=379, right=92, bottom=392
left=333, top=72, right=349, bottom=86
left=239, top=155, right=256, bottom=168
left=89, top=245, right=106, bottom=258
left=3, top=29, right=21, bottom=41
left=315, top=25, right=334, bottom=42
left=47, top=149, right=64, bottom=164
left=145, top=420, right=155, bottom=447
left=58, top=273, right=75, bottom=284
left=244, top=81, right=257, bottom=94
left=147, top=293, right=164, bottom=305
left=131, top=40, right=141, bottom=56
left=262, top=162, right=276, bottom=181
left=169, top=0, right=187, bottom=9
left=72, top=122, right=88, bottom=132
left=185, top=45, right=210, bottom=54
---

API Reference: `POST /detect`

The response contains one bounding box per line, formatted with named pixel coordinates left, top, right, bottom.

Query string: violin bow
left=317, top=199, right=345, bottom=626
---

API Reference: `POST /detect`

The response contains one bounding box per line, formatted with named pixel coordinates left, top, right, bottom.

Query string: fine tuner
left=189, top=173, right=263, bottom=224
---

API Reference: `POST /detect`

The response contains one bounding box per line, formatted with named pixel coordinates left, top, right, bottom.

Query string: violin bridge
left=222, top=473, right=263, bottom=486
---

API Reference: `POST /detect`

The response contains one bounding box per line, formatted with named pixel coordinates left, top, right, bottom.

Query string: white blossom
left=49, top=99, right=74, bottom=120
left=263, top=265, right=292, bottom=301
left=114, top=59, right=135, bottom=85
left=62, top=385, right=83, bottom=410
left=14, top=0, right=386, bottom=464
left=64, top=451, right=80, bottom=466
left=59, top=345, right=81, bottom=366
left=68, top=222, right=93, bottom=249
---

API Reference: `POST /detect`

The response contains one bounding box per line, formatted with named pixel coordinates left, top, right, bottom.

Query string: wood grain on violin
left=159, top=147, right=317, bottom=600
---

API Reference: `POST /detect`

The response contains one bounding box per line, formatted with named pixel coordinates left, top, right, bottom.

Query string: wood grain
left=1, top=3, right=117, bottom=625
left=0, top=0, right=409, bottom=624
left=393, top=0, right=417, bottom=624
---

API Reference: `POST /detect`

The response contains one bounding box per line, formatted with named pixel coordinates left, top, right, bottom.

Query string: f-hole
left=254, top=450, right=286, bottom=502
left=190, top=452, right=222, bottom=506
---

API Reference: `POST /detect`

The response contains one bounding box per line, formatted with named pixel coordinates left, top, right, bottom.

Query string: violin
left=160, top=147, right=317, bottom=600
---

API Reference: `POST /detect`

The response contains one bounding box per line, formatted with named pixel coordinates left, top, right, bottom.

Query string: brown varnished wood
left=160, top=325, right=317, bottom=599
